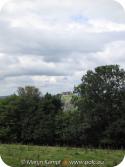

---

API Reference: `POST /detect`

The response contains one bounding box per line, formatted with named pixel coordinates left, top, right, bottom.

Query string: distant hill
left=0, top=96, right=7, bottom=99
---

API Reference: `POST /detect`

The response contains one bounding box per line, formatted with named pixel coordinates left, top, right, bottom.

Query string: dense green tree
left=0, top=95, right=20, bottom=142
left=74, top=65, right=125, bottom=147
left=31, top=93, right=62, bottom=145
left=0, top=86, right=62, bottom=144
left=55, top=109, right=82, bottom=146
left=17, top=86, right=42, bottom=143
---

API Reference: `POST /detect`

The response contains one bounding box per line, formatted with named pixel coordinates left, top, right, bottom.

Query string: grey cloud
left=0, top=0, right=125, bottom=95
left=0, top=19, right=125, bottom=63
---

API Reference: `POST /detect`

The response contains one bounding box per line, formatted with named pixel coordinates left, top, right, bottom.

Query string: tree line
left=0, top=65, right=125, bottom=148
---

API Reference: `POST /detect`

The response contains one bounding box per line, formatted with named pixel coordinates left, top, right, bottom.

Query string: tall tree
left=74, top=65, right=125, bottom=147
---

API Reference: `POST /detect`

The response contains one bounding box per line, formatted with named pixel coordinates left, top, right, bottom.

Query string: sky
left=0, top=0, right=125, bottom=95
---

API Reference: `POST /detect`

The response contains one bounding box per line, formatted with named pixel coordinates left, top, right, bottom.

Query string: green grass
left=61, top=94, right=73, bottom=101
left=0, top=144, right=125, bottom=167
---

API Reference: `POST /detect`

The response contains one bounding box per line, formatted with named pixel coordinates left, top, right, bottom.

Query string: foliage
left=0, top=86, right=62, bottom=145
left=74, top=65, right=125, bottom=147
left=0, top=65, right=125, bottom=148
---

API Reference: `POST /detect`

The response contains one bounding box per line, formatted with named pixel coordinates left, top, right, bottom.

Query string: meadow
left=0, top=144, right=125, bottom=167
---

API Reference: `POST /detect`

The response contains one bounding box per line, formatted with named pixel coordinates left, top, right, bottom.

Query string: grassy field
left=0, top=144, right=125, bottom=167
left=61, top=94, right=74, bottom=111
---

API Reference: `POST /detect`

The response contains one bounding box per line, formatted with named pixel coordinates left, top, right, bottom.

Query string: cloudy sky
left=0, top=0, right=125, bottom=95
